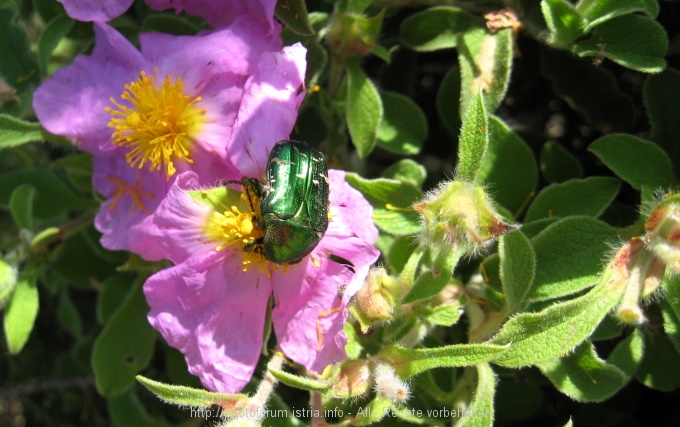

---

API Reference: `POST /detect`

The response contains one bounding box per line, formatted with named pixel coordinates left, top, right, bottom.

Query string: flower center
left=106, top=68, right=205, bottom=179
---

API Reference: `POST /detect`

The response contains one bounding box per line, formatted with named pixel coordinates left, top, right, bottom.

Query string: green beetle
left=235, top=140, right=330, bottom=264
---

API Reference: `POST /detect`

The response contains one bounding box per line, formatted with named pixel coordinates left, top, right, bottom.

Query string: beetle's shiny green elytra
left=241, top=140, right=330, bottom=264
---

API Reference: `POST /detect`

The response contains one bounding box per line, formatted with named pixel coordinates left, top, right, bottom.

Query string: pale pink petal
left=57, top=0, right=133, bottom=22
left=144, top=251, right=274, bottom=393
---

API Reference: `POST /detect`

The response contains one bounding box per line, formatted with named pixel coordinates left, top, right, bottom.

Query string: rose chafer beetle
left=232, top=140, right=330, bottom=264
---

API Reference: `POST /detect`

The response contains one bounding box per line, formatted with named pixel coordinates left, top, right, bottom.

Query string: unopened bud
left=413, top=181, right=512, bottom=255
left=644, top=193, right=680, bottom=272
left=352, top=267, right=402, bottom=332
left=328, top=10, right=385, bottom=58
left=605, top=238, right=661, bottom=325
left=328, top=360, right=371, bottom=399
left=373, top=363, right=410, bottom=404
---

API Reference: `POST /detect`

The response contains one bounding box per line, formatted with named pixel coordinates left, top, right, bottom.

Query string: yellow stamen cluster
left=106, top=68, right=205, bottom=179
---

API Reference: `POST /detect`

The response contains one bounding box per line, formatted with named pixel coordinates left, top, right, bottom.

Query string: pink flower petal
left=57, top=0, right=133, bottom=22
left=144, top=250, right=274, bottom=393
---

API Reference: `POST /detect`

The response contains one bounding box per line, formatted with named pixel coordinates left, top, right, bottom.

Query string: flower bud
left=328, top=360, right=372, bottom=399
left=373, top=363, right=410, bottom=404
left=604, top=238, right=662, bottom=325
left=644, top=193, right=680, bottom=272
left=327, top=10, right=385, bottom=58
left=413, top=181, right=512, bottom=255
left=351, top=267, right=402, bottom=332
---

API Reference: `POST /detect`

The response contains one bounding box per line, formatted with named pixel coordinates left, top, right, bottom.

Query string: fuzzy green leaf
left=382, top=159, right=427, bottom=189
left=635, top=332, right=680, bottom=391
left=477, top=116, right=537, bottom=215
left=500, top=230, right=535, bottom=312
left=489, top=278, right=624, bottom=368
left=9, top=184, right=35, bottom=230
left=345, top=173, right=422, bottom=236
left=644, top=69, right=680, bottom=178
left=403, top=249, right=461, bottom=303
left=579, top=0, right=650, bottom=31
left=436, top=66, right=462, bottom=139
left=346, top=58, right=383, bottom=158
left=0, top=115, right=48, bottom=149
left=380, top=342, right=509, bottom=379
left=269, top=368, right=329, bottom=393
left=275, top=0, right=314, bottom=36
left=3, top=264, right=39, bottom=354
left=607, top=329, right=644, bottom=378
left=457, top=363, right=496, bottom=427
left=136, top=375, right=250, bottom=410
left=540, top=47, right=635, bottom=132
left=541, top=0, right=585, bottom=46
left=537, top=341, right=627, bottom=402
left=399, top=6, right=476, bottom=52
left=377, top=91, right=427, bottom=155
left=540, top=141, right=583, bottom=184
left=459, top=27, right=513, bottom=115
left=525, top=177, right=620, bottom=222
left=457, top=91, right=489, bottom=182
left=92, top=279, right=156, bottom=396
left=588, top=134, right=675, bottom=190
left=38, top=14, right=74, bottom=75
left=573, top=14, right=667, bottom=73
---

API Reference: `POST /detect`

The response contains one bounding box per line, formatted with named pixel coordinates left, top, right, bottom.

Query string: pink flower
left=33, top=20, right=306, bottom=259
left=57, top=0, right=279, bottom=36
left=142, top=169, right=380, bottom=393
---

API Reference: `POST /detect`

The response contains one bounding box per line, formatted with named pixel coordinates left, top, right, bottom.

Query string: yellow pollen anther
left=107, top=177, right=155, bottom=214
left=106, top=68, right=205, bottom=179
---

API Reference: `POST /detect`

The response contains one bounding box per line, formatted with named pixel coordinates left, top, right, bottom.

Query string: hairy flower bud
left=351, top=267, right=402, bottom=332
left=645, top=193, right=680, bottom=272
left=413, top=181, right=512, bottom=255
left=373, top=363, right=410, bottom=404
left=328, top=10, right=385, bottom=58
left=328, top=360, right=372, bottom=399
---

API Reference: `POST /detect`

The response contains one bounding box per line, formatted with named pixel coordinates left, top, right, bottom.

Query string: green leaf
left=275, top=0, right=314, bottom=36
left=346, top=0, right=373, bottom=14
left=380, top=342, right=509, bottom=379
left=644, top=68, right=680, bottom=178
left=483, top=216, right=623, bottom=301
left=403, top=249, right=461, bottom=303
left=9, top=184, right=35, bottom=230
left=269, top=368, right=329, bottom=392
left=426, top=302, right=462, bottom=327
left=459, top=27, right=513, bottom=115
left=578, top=0, right=650, bottom=31
left=0, top=168, right=95, bottom=219
left=385, top=235, right=417, bottom=275
left=607, top=329, right=644, bottom=378
left=0, top=258, right=16, bottom=303
left=346, top=58, right=382, bottom=158
left=436, top=66, right=461, bottom=139
left=345, top=173, right=422, bottom=236
left=58, top=288, right=83, bottom=337
left=97, top=274, right=135, bottom=325
left=541, top=0, right=585, bottom=46
left=499, top=230, right=535, bottom=312
left=456, top=363, right=496, bottom=427
left=588, top=134, right=675, bottom=190
left=540, top=141, right=583, bottom=184
left=108, top=388, right=172, bottom=427
left=51, top=152, right=93, bottom=193
left=136, top=375, right=250, bottom=409
left=377, top=91, right=427, bottom=155
left=537, top=341, right=627, bottom=402
left=635, top=332, right=680, bottom=391
left=489, top=277, right=625, bottom=368
left=0, top=9, right=40, bottom=95
left=540, top=47, right=635, bottom=132
left=3, top=264, right=39, bottom=354
left=457, top=91, right=488, bottom=182
left=92, top=278, right=156, bottom=396
left=399, top=6, right=476, bottom=52
left=477, top=116, right=538, bottom=215
left=525, top=177, right=620, bottom=222
left=382, top=159, right=426, bottom=189
left=38, top=14, right=74, bottom=75
left=573, top=14, right=667, bottom=73
left=0, top=115, right=48, bottom=150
